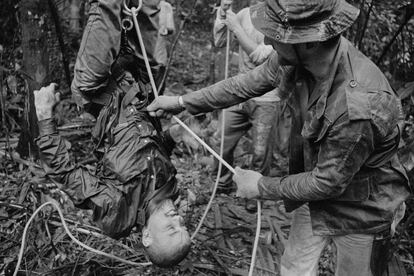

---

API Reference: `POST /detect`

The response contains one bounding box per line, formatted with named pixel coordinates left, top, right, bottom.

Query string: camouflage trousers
left=213, top=99, right=284, bottom=190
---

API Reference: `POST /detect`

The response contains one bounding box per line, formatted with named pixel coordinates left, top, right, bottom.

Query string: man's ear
left=142, top=228, right=153, bottom=247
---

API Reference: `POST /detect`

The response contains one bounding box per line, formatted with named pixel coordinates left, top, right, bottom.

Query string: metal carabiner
left=121, top=17, right=133, bottom=31
left=122, top=0, right=142, bottom=17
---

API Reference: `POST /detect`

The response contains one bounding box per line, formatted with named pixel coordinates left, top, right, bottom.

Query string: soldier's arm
left=35, top=84, right=103, bottom=206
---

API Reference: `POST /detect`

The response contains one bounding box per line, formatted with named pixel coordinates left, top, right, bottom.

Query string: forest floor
left=1, top=27, right=414, bottom=276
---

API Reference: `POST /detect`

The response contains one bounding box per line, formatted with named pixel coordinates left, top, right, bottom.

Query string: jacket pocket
left=302, top=115, right=332, bottom=143
left=334, top=176, right=371, bottom=201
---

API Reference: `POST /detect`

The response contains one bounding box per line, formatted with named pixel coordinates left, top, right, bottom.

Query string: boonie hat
left=250, top=0, right=360, bottom=44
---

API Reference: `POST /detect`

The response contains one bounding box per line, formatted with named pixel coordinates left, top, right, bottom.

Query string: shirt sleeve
left=159, top=1, right=175, bottom=35
left=258, top=115, right=375, bottom=201
left=36, top=119, right=103, bottom=206
left=213, top=8, right=228, bottom=47
left=249, top=44, right=274, bottom=66
left=182, top=51, right=280, bottom=114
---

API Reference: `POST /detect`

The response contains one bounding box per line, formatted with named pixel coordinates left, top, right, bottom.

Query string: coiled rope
left=13, top=201, right=151, bottom=276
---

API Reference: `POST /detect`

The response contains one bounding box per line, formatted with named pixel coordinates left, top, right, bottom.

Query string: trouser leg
left=282, top=204, right=397, bottom=276
left=213, top=104, right=250, bottom=190
left=71, top=0, right=123, bottom=107
left=333, top=233, right=375, bottom=276
left=248, top=100, right=278, bottom=173
left=281, top=204, right=328, bottom=276
left=333, top=203, right=405, bottom=276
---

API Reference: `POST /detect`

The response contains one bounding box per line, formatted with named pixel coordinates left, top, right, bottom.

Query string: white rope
left=172, top=117, right=235, bottom=174
left=248, top=200, right=261, bottom=276
left=129, top=4, right=235, bottom=173
left=130, top=6, right=159, bottom=98
left=129, top=6, right=262, bottom=274
left=14, top=3, right=259, bottom=275
left=190, top=28, right=231, bottom=240
left=13, top=201, right=150, bottom=276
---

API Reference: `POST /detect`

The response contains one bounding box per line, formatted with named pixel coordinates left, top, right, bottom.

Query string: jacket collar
left=306, top=36, right=348, bottom=119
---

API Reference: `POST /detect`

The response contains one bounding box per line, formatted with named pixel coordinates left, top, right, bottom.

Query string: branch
left=157, top=0, right=198, bottom=92
left=357, top=0, right=374, bottom=50
left=353, top=0, right=366, bottom=45
left=48, top=0, right=72, bottom=90
left=376, top=1, right=414, bottom=65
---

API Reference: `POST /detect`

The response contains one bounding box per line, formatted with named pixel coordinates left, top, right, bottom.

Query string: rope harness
left=14, top=1, right=262, bottom=275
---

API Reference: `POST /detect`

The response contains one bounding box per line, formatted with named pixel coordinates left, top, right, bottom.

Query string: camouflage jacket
left=182, top=37, right=411, bottom=235
left=37, top=83, right=177, bottom=239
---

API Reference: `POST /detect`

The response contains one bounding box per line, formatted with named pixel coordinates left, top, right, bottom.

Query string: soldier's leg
left=248, top=100, right=278, bottom=173
left=281, top=204, right=328, bottom=276
left=213, top=104, right=250, bottom=193
left=333, top=233, right=376, bottom=276
left=72, top=0, right=123, bottom=107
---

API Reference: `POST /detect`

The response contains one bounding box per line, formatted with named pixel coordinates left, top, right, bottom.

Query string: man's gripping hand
left=34, top=83, right=60, bottom=121
left=224, top=10, right=240, bottom=33
left=233, top=167, right=262, bottom=199
left=146, top=96, right=184, bottom=119
left=220, top=0, right=233, bottom=13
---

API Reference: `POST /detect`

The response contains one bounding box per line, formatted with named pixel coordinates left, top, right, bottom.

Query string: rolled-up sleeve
left=182, top=51, right=280, bottom=114
left=249, top=44, right=274, bottom=66
left=258, top=116, right=375, bottom=201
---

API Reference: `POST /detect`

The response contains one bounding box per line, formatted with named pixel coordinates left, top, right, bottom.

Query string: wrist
left=178, top=96, right=186, bottom=110
left=257, top=176, right=264, bottom=196
left=36, top=109, right=53, bottom=121
left=38, top=118, right=57, bottom=136
left=257, top=176, right=282, bottom=200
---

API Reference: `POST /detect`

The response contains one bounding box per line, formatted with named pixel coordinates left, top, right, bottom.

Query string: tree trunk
left=49, top=0, right=72, bottom=89
left=69, top=0, right=81, bottom=33
left=16, top=0, right=50, bottom=159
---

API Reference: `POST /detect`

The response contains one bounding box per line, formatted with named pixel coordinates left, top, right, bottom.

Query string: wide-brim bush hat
left=250, top=0, right=360, bottom=44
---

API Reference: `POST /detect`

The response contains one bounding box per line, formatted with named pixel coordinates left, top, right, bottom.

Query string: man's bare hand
left=224, top=10, right=240, bottom=33
left=220, top=0, right=232, bottom=12
left=233, top=167, right=261, bottom=199
left=146, top=96, right=183, bottom=118
left=34, top=83, right=60, bottom=121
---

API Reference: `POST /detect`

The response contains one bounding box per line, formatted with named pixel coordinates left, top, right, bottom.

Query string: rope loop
left=123, top=0, right=143, bottom=17
left=122, top=17, right=134, bottom=31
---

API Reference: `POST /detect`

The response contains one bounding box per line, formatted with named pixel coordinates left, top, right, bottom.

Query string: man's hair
left=144, top=199, right=191, bottom=267
left=144, top=237, right=191, bottom=268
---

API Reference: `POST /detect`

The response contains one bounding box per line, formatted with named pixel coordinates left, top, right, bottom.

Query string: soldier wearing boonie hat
left=249, top=0, right=360, bottom=44
left=146, top=0, right=410, bottom=275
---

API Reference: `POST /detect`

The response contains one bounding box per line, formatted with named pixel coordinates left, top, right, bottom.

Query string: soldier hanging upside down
left=33, top=0, right=190, bottom=268
left=35, top=82, right=190, bottom=268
